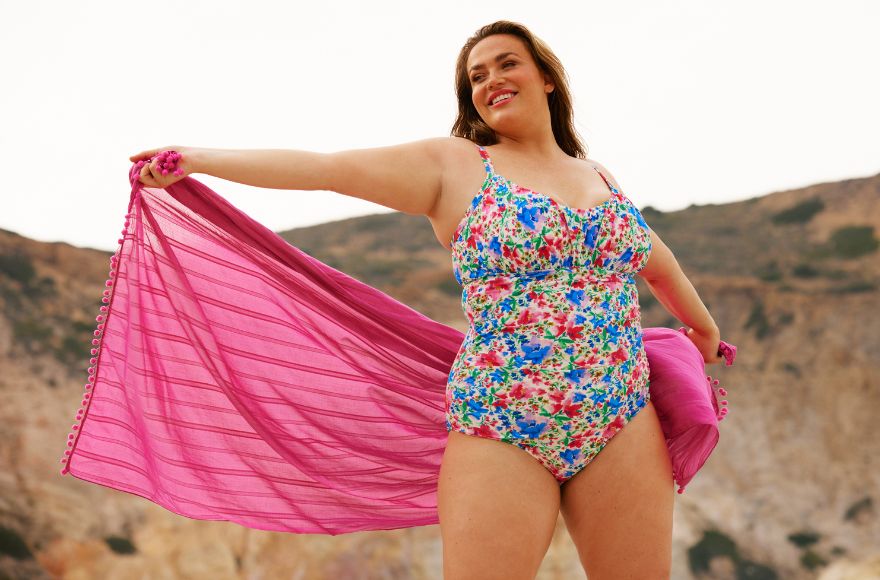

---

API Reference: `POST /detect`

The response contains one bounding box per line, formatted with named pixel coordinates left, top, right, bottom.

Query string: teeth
left=492, top=93, right=514, bottom=105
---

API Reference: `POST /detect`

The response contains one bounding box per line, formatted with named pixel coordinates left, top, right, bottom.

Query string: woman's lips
left=489, top=93, right=517, bottom=108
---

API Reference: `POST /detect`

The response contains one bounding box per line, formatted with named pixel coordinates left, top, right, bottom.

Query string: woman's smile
left=490, top=92, right=517, bottom=108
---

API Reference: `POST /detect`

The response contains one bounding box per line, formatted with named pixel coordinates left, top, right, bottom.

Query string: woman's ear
left=544, top=73, right=555, bottom=94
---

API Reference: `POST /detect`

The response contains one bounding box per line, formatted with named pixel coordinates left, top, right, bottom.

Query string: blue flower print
left=515, top=417, right=549, bottom=438
left=566, top=287, right=585, bottom=307
left=605, top=325, right=622, bottom=345
left=466, top=398, right=489, bottom=420
left=604, top=394, right=624, bottom=415
left=632, top=207, right=648, bottom=229
left=565, top=367, right=586, bottom=385
left=521, top=340, right=552, bottom=364
left=517, top=204, right=543, bottom=231
left=584, top=223, right=599, bottom=249
left=488, top=235, right=502, bottom=256
left=559, top=448, right=582, bottom=465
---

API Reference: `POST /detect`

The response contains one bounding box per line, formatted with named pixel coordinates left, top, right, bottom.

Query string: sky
left=1, top=0, right=878, bottom=253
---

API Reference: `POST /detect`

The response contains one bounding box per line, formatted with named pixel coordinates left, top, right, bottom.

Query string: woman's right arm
left=133, top=137, right=449, bottom=218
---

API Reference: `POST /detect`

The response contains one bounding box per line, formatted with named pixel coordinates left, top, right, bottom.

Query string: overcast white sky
left=1, top=0, right=878, bottom=253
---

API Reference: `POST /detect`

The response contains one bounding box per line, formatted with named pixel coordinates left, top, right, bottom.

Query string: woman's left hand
left=686, top=326, right=724, bottom=365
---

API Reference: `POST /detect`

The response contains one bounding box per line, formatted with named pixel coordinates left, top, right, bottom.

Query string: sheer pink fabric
left=60, top=172, right=737, bottom=535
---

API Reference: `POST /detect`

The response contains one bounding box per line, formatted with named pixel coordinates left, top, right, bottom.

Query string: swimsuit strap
left=591, top=165, right=617, bottom=193
left=475, top=144, right=495, bottom=176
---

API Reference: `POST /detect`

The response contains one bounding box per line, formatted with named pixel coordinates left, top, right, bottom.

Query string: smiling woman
left=64, top=18, right=736, bottom=580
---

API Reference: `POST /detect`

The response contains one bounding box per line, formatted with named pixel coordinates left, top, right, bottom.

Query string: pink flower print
left=500, top=320, right=521, bottom=335
left=628, top=250, right=643, bottom=270
left=463, top=220, right=486, bottom=250
left=608, top=347, right=629, bottom=364
left=473, top=424, right=496, bottom=438
left=537, top=242, right=553, bottom=261
left=491, top=392, right=510, bottom=409
left=601, top=414, right=627, bottom=439
left=574, top=350, right=604, bottom=367
left=631, top=361, right=644, bottom=383
left=485, top=277, right=513, bottom=301
left=548, top=391, right=584, bottom=418
left=536, top=234, right=563, bottom=260
left=501, top=243, right=518, bottom=261
left=603, top=273, right=625, bottom=292
left=564, top=320, right=586, bottom=341
left=548, top=311, right=569, bottom=337
left=563, top=400, right=584, bottom=418
left=547, top=389, right=566, bottom=410
left=623, top=304, right=640, bottom=327
left=509, top=381, right=538, bottom=401
left=592, top=245, right=609, bottom=268
left=571, top=277, right=589, bottom=290
left=515, top=307, right=542, bottom=326
left=475, top=349, right=506, bottom=367
left=525, top=289, right=551, bottom=310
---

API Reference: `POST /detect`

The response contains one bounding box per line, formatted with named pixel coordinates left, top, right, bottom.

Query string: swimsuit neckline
left=448, top=144, right=623, bottom=248
left=478, top=145, right=619, bottom=215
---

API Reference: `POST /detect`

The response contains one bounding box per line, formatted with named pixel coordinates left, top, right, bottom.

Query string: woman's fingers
left=129, top=146, right=176, bottom=162
left=130, top=148, right=159, bottom=162
left=139, top=160, right=158, bottom=186
left=131, top=147, right=189, bottom=188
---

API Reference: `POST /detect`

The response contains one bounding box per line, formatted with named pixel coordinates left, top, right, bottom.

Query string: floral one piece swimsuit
left=445, top=143, right=654, bottom=484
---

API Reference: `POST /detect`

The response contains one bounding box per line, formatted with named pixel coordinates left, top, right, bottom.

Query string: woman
left=130, top=20, right=723, bottom=580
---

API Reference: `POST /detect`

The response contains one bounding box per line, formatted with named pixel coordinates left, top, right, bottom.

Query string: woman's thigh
left=559, top=400, right=675, bottom=580
left=438, top=430, right=562, bottom=580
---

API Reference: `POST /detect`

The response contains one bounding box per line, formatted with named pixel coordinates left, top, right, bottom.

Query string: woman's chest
left=450, top=180, right=653, bottom=284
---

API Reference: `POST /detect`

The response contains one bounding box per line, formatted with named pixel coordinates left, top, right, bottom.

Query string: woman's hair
left=451, top=20, right=588, bottom=159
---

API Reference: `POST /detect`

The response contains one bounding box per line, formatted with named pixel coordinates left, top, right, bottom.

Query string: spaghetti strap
left=591, top=165, right=617, bottom=194
left=475, top=144, right=495, bottom=176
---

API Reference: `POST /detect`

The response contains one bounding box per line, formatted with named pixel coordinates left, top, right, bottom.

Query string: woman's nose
left=487, top=76, right=507, bottom=93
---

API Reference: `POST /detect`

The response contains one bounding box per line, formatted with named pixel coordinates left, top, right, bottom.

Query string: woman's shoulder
left=445, top=136, right=481, bottom=155
left=584, top=157, right=623, bottom=193
left=433, top=137, right=485, bottom=170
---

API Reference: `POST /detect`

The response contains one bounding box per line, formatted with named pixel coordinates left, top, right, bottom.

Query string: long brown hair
left=451, top=20, right=588, bottom=159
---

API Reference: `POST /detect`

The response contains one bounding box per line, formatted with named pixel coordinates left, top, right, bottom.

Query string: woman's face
left=466, top=34, right=554, bottom=133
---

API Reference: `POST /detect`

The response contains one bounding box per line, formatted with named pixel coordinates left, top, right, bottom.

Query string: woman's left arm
left=639, top=228, right=723, bottom=363
left=589, top=160, right=722, bottom=363
left=637, top=227, right=716, bottom=332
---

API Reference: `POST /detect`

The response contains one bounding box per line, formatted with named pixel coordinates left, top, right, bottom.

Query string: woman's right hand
left=129, top=145, right=197, bottom=188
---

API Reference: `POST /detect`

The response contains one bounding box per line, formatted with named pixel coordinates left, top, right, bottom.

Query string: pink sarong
left=60, top=172, right=737, bottom=535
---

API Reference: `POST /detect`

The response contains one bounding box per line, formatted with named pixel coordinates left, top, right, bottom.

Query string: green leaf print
left=553, top=414, right=572, bottom=427
left=534, top=232, right=549, bottom=248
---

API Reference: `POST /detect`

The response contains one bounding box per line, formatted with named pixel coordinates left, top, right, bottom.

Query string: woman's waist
left=460, top=269, right=641, bottom=326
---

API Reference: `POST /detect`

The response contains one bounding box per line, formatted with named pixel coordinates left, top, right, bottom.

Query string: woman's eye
left=471, top=62, right=515, bottom=83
